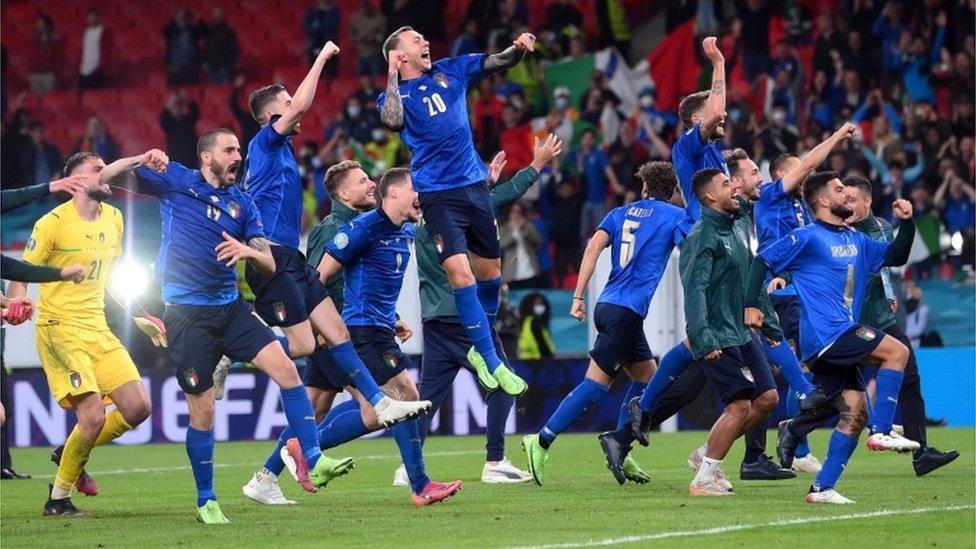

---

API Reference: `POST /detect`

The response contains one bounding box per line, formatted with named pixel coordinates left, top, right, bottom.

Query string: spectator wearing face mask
left=517, top=292, right=555, bottom=360
left=903, top=284, right=931, bottom=349
left=339, top=97, right=379, bottom=145
left=632, top=86, right=677, bottom=144
left=758, top=102, right=799, bottom=161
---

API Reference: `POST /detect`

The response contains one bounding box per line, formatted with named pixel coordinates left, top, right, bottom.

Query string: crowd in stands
left=1, top=0, right=973, bottom=300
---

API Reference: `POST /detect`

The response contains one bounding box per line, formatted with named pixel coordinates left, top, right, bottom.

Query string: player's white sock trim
left=695, top=457, right=722, bottom=484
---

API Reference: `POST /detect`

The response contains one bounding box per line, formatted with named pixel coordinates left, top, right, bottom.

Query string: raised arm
left=884, top=200, right=916, bottom=267
left=102, top=149, right=170, bottom=189
left=569, top=229, right=611, bottom=321
left=491, top=135, right=563, bottom=209
left=782, top=122, right=857, bottom=193
left=1, top=176, right=93, bottom=213
left=483, top=32, right=535, bottom=73
left=700, top=37, right=726, bottom=139
left=272, top=41, right=340, bottom=135
left=380, top=50, right=407, bottom=130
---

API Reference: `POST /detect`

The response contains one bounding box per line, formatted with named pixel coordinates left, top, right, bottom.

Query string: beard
left=830, top=203, right=854, bottom=219
left=87, top=186, right=113, bottom=201
left=211, top=161, right=240, bottom=187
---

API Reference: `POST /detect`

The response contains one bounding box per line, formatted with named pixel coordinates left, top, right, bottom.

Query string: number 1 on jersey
left=423, top=93, right=447, bottom=117
left=620, top=220, right=639, bottom=268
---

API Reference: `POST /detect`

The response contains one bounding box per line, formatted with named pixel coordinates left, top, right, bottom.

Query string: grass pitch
left=1, top=429, right=973, bottom=548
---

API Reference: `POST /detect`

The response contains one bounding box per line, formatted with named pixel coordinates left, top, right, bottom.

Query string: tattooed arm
left=381, top=51, right=406, bottom=131
left=215, top=233, right=276, bottom=276
left=700, top=37, right=726, bottom=139
left=484, top=32, right=535, bottom=74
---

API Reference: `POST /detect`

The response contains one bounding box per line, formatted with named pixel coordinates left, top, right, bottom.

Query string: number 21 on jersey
left=619, top=220, right=639, bottom=268
left=423, top=93, right=447, bottom=117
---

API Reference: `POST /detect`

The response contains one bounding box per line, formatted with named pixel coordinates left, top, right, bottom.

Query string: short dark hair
left=378, top=167, right=411, bottom=198
left=723, top=148, right=750, bottom=178
left=635, top=161, right=677, bottom=200
left=197, top=128, right=237, bottom=158
left=248, top=84, right=286, bottom=123
left=692, top=168, right=725, bottom=201
left=324, top=160, right=362, bottom=199
left=383, top=26, right=413, bottom=62
left=888, top=160, right=905, bottom=171
left=62, top=152, right=101, bottom=177
left=580, top=127, right=597, bottom=139
left=678, top=91, right=709, bottom=128
left=802, top=170, right=841, bottom=209
left=843, top=173, right=872, bottom=196
left=768, top=153, right=795, bottom=177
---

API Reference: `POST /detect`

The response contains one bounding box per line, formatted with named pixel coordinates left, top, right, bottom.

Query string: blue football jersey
left=326, top=208, right=415, bottom=329
left=755, top=178, right=812, bottom=253
left=376, top=54, right=488, bottom=194
left=755, top=178, right=812, bottom=296
left=672, top=122, right=727, bottom=222
left=243, top=116, right=303, bottom=249
left=759, top=221, right=889, bottom=362
left=136, top=163, right=266, bottom=306
left=596, top=198, right=688, bottom=317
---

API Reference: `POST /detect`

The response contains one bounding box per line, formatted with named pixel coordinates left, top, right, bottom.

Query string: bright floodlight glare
left=951, top=231, right=963, bottom=252
left=110, top=259, right=149, bottom=306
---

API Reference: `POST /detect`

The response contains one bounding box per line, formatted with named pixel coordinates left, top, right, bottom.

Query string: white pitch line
left=26, top=449, right=484, bottom=479
left=511, top=504, right=976, bottom=549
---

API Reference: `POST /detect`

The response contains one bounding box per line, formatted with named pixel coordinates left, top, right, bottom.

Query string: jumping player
left=243, top=40, right=428, bottom=430
left=521, top=161, right=685, bottom=486
left=285, top=168, right=463, bottom=505
left=745, top=171, right=920, bottom=504
left=378, top=26, right=536, bottom=395
left=132, top=130, right=354, bottom=523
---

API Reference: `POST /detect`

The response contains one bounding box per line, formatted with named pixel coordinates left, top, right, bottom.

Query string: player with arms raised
left=378, top=26, right=535, bottom=396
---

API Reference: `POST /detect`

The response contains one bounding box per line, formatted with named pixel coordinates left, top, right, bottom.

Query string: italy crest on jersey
left=228, top=201, right=241, bottom=219
left=69, top=372, right=82, bottom=389
left=434, top=73, right=449, bottom=88
left=273, top=301, right=287, bottom=323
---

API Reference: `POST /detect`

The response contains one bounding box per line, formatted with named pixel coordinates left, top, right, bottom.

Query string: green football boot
left=466, top=347, right=499, bottom=390
left=196, top=500, right=230, bottom=524
left=521, top=434, right=550, bottom=486
left=309, top=455, right=356, bottom=489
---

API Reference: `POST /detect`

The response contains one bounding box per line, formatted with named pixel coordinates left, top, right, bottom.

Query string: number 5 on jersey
left=619, top=220, right=639, bottom=268
left=423, top=93, right=447, bottom=117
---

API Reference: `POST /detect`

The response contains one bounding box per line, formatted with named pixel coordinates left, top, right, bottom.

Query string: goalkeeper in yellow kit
left=7, top=149, right=169, bottom=516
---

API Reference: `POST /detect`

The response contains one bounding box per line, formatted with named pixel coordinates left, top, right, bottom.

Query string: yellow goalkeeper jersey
left=21, top=200, right=123, bottom=330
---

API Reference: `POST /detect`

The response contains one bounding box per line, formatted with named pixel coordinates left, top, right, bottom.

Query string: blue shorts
left=770, top=294, right=801, bottom=347
left=319, top=326, right=412, bottom=389
left=697, top=338, right=776, bottom=405
left=589, top=303, right=654, bottom=377
left=808, top=325, right=882, bottom=395
left=419, top=182, right=500, bottom=262
left=246, top=245, right=329, bottom=327
left=164, top=296, right=277, bottom=394
left=303, top=347, right=342, bottom=392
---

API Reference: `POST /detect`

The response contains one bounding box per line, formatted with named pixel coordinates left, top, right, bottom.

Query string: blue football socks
left=263, top=428, right=290, bottom=476
left=617, top=381, right=647, bottom=430
left=454, top=283, right=504, bottom=373
left=186, top=426, right=216, bottom=507
left=319, top=400, right=371, bottom=449
left=872, top=369, right=904, bottom=434
left=476, top=277, right=501, bottom=317
left=638, top=342, right=692, bottom=413
left=539, top=377, right=608, bottom=449
left=280, top=386, right=321, bottom=468
left=814, top=430, right=858, bottom=490
left=786, top=374, right=812, bottom=457
left=762, top=337, right=815, bottom=397
left=330, top=342, right=385, bottom=406
left=393, top=419, right=429, bottom=494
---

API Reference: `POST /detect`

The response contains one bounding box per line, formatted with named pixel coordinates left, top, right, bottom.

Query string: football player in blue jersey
left=242, top=40, right=430, bottom=467
left=672, top=36, right=728, bottom=223
left=128, top=129, right=355, bottom=523
left=282, top=168, right=463, bottom=506
left=745, top=171, right=920, bottom=504
left=377, top=26, right=535, bottom=396
left=520, top=162, right=687, bottom=486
